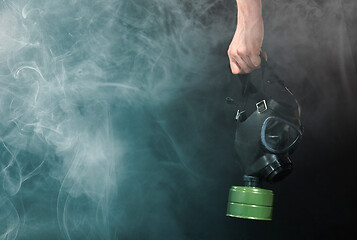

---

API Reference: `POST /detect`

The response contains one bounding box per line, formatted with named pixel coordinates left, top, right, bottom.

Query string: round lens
left=262, top=117, right=301, bottom=153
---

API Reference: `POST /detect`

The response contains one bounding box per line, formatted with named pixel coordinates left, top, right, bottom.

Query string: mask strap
left=237, top=53, right=267, bottom=119
left=260, top=53, right=267, bottom=95
left=231, top=53, right=298, bottom=121
left=240, top=74, right=249, bottom=111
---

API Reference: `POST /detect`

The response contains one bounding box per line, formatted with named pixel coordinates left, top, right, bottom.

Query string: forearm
left=228, top=0, right=264, bottom=74
left=236, top=0, right=263, bottom=23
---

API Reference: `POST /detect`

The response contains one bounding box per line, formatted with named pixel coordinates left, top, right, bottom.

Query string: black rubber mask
left=226, top=55, right=303, bottom=220
left=228, top=55, right=303, bottom=183
left=235, top=97, right=303, bottom=183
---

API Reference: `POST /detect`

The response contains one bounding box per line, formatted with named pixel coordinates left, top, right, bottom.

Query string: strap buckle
left=235, top=110, right=240, bottom=120
left=256, top=100, right=268, bottom=113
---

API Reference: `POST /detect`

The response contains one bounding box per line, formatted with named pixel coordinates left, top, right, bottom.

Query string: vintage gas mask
left=226, top=55, right=303, bottom=220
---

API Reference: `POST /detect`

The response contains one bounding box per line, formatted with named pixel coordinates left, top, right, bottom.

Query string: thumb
left=250, top=54, right=261, bottom=68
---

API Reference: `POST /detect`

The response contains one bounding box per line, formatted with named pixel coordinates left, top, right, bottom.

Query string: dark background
left=207, top=0, right=357, bottom=239
left=171, top=0, right=357, bottom=239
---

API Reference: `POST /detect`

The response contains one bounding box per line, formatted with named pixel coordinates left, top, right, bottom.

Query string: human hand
left=227, top=0, right=264, bottom=74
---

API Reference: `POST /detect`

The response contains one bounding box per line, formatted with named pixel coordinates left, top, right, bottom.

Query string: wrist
left=236, top=0, right=262, bottom=20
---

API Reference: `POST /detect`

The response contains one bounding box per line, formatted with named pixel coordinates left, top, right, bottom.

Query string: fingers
left=248, top=54, right=261, bottom=69
left=228, top=54, right=240, bottom=75
left=228, top=48, right=262, bottom=74
left=234, top=55, right=250, bottom=74
left=227, top=46, right=270, bottom=74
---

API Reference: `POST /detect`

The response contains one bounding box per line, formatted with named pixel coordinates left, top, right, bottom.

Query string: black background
left=175, top=0, right=357, bottom=239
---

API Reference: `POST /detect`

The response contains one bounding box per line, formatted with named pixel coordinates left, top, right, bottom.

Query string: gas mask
left=226, top=55, right=303, bottom=220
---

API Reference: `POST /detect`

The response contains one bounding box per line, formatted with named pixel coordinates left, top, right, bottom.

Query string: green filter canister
left=226, top=186, right=274, bottom=220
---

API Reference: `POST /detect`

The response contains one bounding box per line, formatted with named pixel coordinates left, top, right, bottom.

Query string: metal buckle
left=235, top=109, right=240, bottom=120
left=256, top=100, right=268, bottom=113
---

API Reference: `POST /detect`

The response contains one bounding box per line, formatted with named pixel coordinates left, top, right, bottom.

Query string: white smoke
left=0, top=0, right=229, bottom=239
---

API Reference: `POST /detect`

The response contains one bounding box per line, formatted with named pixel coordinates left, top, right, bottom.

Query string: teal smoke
left=0, top=0, right=233, bottom=239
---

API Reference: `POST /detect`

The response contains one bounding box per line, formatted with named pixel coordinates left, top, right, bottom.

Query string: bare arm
left=227, top=0, right=264, bottom=74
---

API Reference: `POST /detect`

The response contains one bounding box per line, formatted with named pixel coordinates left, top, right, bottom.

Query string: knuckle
left=238, top=47, right=250, bottom=56
left=227, top=49, right=235, bottom=57
left=231, top=52, right=239, bottom=58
